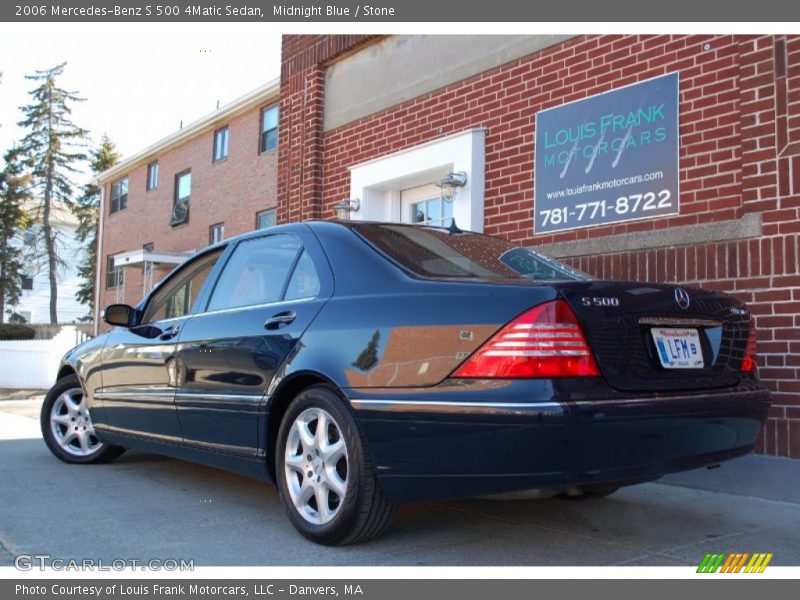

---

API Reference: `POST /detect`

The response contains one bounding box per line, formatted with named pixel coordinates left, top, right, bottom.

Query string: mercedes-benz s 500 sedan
left=42, top=221, right=770, bottom=544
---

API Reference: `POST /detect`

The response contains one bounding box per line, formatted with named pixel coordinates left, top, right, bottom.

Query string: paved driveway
left=1, top=394, right=798, bottom=566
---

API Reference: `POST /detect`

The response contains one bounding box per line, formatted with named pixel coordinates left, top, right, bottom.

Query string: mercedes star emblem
left=674, top=287, right=691, bottom=310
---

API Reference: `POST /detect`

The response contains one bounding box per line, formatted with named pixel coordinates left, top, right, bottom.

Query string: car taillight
left=741, top=319, right=758, bottom=373
left=452, top=300, right=600, bottom=379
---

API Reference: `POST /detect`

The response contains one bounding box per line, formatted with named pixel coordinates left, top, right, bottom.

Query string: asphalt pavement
left=1, top=392, right=798, bottom=566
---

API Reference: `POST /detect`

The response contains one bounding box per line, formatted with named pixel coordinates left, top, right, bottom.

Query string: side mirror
left=103, top=304, right=136, bottom=328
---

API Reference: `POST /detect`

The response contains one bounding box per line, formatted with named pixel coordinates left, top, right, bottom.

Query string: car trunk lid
left=552, top=281, right=750, bottom=392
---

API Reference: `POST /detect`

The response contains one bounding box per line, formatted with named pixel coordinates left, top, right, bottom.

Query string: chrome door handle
left=264, top=310, right=296, bottom=330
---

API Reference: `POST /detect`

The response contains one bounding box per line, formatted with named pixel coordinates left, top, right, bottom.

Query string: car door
left=97, top=248, right=225, bottom=441
left=173, top=231, right=332, bottom=456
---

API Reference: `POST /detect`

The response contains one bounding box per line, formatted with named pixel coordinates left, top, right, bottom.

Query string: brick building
left=95, top=79, right=280, bottom=312
left=96, top=34, right=800, bottom=458
left=277, top=34, right=800, bottom=458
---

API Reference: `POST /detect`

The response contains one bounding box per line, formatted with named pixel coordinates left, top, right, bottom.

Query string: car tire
left=40, top=374, right=125, bottom=464
left=276, top=385, right=394, bottom=545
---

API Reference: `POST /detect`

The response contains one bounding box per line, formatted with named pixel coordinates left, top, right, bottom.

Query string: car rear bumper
left=347, top=379, right=771, bottom=503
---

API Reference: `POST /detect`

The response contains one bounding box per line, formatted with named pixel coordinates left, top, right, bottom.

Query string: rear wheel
left=276, top=385, right=394, bottom=545
left=40, top=375, right=125, bottom=464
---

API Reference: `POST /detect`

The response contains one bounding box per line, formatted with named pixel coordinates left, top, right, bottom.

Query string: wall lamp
left=436, top=171, right=468, bottom=202
left=334, top=198, right=361, bottom=220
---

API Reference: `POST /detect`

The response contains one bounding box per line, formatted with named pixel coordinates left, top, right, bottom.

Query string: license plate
left=650, top=327, right=704, bottom=369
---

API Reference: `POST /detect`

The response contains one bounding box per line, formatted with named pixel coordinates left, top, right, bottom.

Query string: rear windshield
left=353, top=224, right=591, bottom=282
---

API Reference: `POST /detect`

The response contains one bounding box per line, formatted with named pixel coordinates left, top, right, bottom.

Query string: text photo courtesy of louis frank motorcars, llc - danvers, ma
left=0, top=0, right=799, bottom=593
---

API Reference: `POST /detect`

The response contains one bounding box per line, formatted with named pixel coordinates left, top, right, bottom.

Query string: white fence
left=0, top=326, right=90, bottom=389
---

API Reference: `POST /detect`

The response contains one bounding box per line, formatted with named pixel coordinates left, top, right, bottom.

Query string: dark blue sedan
left=41, top=221, right=770, bottom=544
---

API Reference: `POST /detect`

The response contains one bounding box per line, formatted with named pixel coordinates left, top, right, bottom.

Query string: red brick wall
left=99, top=102, right=278, bottom=313
left=281, top=34, right=800, bottom=458
left=277, top=35, right=381, bottom=224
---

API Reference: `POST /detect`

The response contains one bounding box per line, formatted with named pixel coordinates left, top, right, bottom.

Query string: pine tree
left=17, top=62, right=88, bottom=324
left=0, top=147, right=32, bottom=324
left=73, top=135, right=120, bottom=317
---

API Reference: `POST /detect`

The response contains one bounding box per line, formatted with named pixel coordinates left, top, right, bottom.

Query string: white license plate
left=650, top=327, right=704, bottom=369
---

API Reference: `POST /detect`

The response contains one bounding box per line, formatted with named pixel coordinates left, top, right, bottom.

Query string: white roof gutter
left=93, top=77, right=280, bottom=186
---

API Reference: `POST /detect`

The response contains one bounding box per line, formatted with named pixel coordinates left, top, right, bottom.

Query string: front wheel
left=40, top=375, right=125, bottom=464
left=276, top=385, right=394, bottom=545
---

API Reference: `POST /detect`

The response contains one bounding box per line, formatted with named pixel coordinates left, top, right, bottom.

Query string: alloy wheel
left=283, top=407, right=348, bottom=525
left=49, top=388, right=103, bottom=457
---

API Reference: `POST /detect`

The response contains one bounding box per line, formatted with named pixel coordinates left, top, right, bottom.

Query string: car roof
left=204, top=220, right=477, bottom=251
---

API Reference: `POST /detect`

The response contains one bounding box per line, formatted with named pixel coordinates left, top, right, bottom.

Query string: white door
left=399, top=183, right=454, bottom=227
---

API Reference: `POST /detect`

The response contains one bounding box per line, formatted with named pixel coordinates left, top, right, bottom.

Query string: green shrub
left=0, top=324, right=36, bottom=340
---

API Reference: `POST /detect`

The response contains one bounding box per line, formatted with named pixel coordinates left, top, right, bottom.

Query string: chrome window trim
left=190, top=295, right=316, bottom=319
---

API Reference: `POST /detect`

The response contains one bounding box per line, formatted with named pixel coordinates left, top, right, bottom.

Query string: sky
left=0, top=23, right=281, bottom=178
left=1, top=21, right=793, bottom=184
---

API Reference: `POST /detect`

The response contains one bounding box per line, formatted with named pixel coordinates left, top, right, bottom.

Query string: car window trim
left=137, top=226, right=332, bottom=321
left=201, top=232, right=304, bottom=314
left=187, top=244, right=233, bottom=317
left=188, top=295, right=317, bottom=320
left=138, top=314, right=188, bottom=327
left=140, top=246, right=227, bottom=325
left=279, top=247, right=307, bottom=301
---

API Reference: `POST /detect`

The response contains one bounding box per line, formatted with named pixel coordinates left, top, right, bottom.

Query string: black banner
left=4, top=579, right=799, bottom=600
left=3, top=0, right=800, bottom=22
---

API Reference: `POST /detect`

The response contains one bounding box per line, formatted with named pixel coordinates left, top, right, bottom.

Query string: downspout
left=93, top=185, right=105, bottom=336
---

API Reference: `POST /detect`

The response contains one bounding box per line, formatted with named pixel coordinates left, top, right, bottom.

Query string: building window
left=105, top=255, right=122, bottom=289
left=213, top=126, right=229, bottom=162
left=146, top=161, right=159, bottom=191
left=209, top=223, right=225, bottom=244
left=404, top=183, right=454, bottom=227
left=143, top=242, right=154, bottom=252
left=260, top=105, right=278, bottom=153
left=110, top=177, right=128, bottom=214
left=348, top=129, right=485, bottom=232
left=256, top=209, right=276, bottom=229
left=21, top=275, right=33, bottom=290
left=409, top=198, right=453, bottom=227
left=170, top=170, right=191, bottom=226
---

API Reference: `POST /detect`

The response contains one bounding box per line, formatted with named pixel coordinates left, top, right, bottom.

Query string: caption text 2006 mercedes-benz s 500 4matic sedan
left=42, top=221, right=770, bottom=545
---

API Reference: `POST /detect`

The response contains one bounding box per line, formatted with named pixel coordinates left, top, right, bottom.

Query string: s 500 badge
left=582, top=296, right=620, bottom=307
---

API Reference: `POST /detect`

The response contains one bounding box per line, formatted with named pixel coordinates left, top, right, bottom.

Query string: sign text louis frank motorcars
left=534, top=72, right=680, bottom=233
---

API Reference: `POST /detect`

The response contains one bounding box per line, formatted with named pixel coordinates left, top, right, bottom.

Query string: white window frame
left=110, top=177, right=128, bottom=214
left=401, top=183, right=455, bottom=227
left=146, top=161, right=159, bottom=191
left=213, top=126, right=229, bottom=162
left=256, top=208, right=276, bottom=229
left=260, top=105, right=279, bottom=153
left=348, top=129, right=485, bottom=232
left=209, top=222, right=225, bottom=244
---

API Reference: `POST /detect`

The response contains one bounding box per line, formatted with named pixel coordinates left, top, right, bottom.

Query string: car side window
left=284, top=250, right=321, bottom=300
left=142, top=250, right=222, bottom=324
left=207, top=234, right=303, bottom=312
